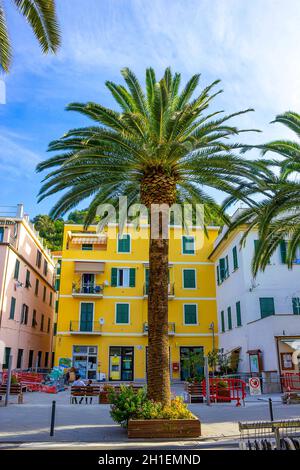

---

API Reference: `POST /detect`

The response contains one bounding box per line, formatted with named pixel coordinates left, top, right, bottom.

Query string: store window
left=109, top=346, right=134, bottom=381
left=72, top=345, right=98, bottom=380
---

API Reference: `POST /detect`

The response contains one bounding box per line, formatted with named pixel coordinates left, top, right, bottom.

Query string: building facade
left=55, top=223, right=219, bottom=381
left=0, top=205, right=56, bottom=370
left=209, top=210, right=300, bottom=376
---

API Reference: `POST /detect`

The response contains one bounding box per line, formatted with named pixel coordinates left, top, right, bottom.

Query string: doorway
left=180, top=346, right=204, bottom=381
left=109, top=346, right=134, bottom=381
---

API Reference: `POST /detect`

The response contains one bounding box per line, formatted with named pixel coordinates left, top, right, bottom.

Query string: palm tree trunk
left=147, top=235, right=171, bottom=406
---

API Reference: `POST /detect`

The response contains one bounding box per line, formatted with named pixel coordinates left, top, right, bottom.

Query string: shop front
left=72, top=345, right=98, bottom=380
left=109, top=346, right=134, bottom=381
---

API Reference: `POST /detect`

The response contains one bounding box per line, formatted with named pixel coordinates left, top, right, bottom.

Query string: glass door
left=82, top=273, right=95, bottom=293
left=180, top=347, right=204, bottom=381
left=109, top=347, right=134, bottom=381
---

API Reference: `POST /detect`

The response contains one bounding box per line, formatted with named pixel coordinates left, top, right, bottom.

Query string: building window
left=116, top=303, right=130, bottom=324
left=280, top=240, right=287, bottom=264
left=35, top=279, right=39, bottom=296
left=220, top=310, right=225, bottom=332
left=0, top=227, right=4, bottom=242
left=111, top=268, right=135, bottom=287
left=41, top=314, right=44, bottom=331
left=259, top=297, right=275, bottom=318
left=47, top=318, right=51, bottom=333
left=117, top=234, right=131, bottom=253
left=43, top=286, right=47, bottom=302
left=232, top=246, right=238, bottom=270
left=45, top=352, right=49, bottom=368
left=36, top=250, right=42, bottom=268
left=55, top=300, right=59, bottom=313
left=218, top=256, right=229, bottom=283
left=236, top=301, right=242, bottom=326
left=292, top=297, right=300, bottom=315
left=49, top=292, right=53, bottom=306
left=32, top=310, right=37, bottom=328
left=9, top=297, right=16, bottom=320
left=17, top=349, right=23, bottom=369
left=28, top=350, right=34, bottom=368
left=55, top=278, right=60, bottom=291
left=3, top=347, right=11, bottom=369
left=227, top=306, right=232, bottom=330
left=25, top=269, right=31, bottom=288
left=184, top=304, right=198, bottom=325
left=56, top=260, right=61, bottom=275
left=53, top=323, right=57, bottom=336
left=14, top=259, right=20, bottom=280
left=21, top=304, right=29, bottom=325
left=182, top=236, right=195, bottom=254
left=82, top=243, right=93, bottom=251
left=183, top=269, right=196, bottom=288
left=37, top=351, right=42, bottom=368
left=43, top=260, right=48, bottom=276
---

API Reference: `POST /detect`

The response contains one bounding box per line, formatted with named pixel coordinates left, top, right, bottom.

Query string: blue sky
left=1, top=0, right=300, bottom=218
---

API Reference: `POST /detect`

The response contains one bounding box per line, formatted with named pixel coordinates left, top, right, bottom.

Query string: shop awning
left=74, top=261, right=105, bottom=273
left=67, top=231, right=107, bottom=245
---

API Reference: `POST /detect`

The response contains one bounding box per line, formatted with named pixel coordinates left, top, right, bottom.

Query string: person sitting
left=72, top=375, right=86, bottom=404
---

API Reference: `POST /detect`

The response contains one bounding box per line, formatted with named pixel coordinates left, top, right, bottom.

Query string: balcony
left=69, top=321, right=102, bottom=335
left=72, top=283, right=104, bottom=298
left=143, top=322, right=175, bottom=336
left=143, top=283, right=175, bottom=299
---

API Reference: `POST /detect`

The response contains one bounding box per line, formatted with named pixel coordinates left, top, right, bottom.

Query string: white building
left=209, top=210, right=300, bottom=377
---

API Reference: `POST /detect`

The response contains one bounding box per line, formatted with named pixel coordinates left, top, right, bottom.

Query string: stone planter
left=127, top=415, right=201, bottom=438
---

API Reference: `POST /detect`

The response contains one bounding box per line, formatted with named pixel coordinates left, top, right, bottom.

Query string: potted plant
left=109, top=386, right=201, bottom=438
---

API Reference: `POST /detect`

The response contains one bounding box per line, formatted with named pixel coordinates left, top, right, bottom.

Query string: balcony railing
left=143, top=322, right=175, bottom=335
left=72, top=283, right=104, bottom=297
left=143, top=282, right=175, bottom=298
left=69, top=321, right=102, bottom=334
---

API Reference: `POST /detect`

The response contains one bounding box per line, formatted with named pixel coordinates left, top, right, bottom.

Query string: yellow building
left=54, top=223, right=219, bottom=381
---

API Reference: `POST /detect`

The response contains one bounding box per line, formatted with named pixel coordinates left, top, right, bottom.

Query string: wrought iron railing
left=69, top=321, right=102, bottom=333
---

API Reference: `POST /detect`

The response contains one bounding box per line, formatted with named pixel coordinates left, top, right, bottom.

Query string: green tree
left=226, top=112, right=300, bottom=274
left=33, top=214, right=63, bottom=251
left=0, top=0, right=60, bottom=72
left=36, top=67, right=262, bottom=405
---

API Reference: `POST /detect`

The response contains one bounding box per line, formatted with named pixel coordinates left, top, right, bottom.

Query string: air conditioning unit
left=88, top=347, right=97, bottom=354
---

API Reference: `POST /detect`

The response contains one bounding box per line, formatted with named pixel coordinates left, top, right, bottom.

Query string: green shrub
left=109, top=387, right=195, bottom=428
left=109, top=385, right=147, bottom=428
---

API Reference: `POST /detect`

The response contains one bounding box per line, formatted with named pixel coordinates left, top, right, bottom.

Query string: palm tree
left=37, top=67, right=262, bottom=405
left=0, top=0, right=60, bottom=72
left=226, top=112, right=300, bottom=274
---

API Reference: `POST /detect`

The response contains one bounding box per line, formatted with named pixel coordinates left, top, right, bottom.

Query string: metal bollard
left=269, top=398, right=274, bottom=421
left=50, top=400, right=56, bottom=436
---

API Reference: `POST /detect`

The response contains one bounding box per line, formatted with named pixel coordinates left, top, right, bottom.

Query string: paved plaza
left=0, top=384, right=300, bottom=449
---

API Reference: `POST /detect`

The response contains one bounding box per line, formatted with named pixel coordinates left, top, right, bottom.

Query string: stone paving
left=0, top=385, right=299, bottom=446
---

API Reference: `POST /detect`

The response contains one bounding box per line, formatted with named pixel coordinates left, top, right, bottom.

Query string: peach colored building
left=0, top=204, right=56, bottom=370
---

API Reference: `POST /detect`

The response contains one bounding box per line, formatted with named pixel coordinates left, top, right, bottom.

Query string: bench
left=186, top=383, right=204, bottom=403
left=0, top=383, right=24, bottom=404
left=70, top=385, right=101, bottom=404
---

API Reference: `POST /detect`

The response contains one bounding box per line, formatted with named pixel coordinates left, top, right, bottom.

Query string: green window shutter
left=216, top=266, right=220, bottom=285
left=116, top=304, right=129, bottom=324
left=184, top=304, right=197, bottom=324
left=227, top=306, right=232, bottom=330
left=9, top=297, right=16, bottom=320
left=260, top=297, right=275, bottom=318
left=225, top=255, right=229, bottom=278
left=145, top=269, right=149, bottom=295
left=232, top=246, right=238, bottom=270
left=56, top=260, right=61, bottom=275
left=111, top=268, right=118, bottom=287
left=183, top=269, right=196, bottom=288
left=219, top=258, right=226, bottom=282
left=221, top=310, right=225, bottom=332
left=14, top=259, right=20, bottom=280
left=55, top=300, right=59, bottom=313
left=118, top=234, right=130, bottom=253
left=236, top=301, right=242, bottom=326
left=280, top=240, right=287, bottom=264
left=292, top=297, right=300, bottom=315
left=182, top=236, right=195, bottom=254
left=55, top=279, right=60, bottom=291
left=129, top=268, right=136, bottom=287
